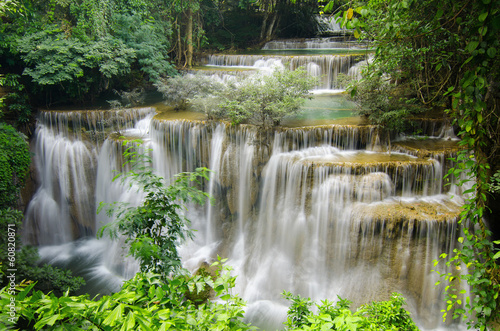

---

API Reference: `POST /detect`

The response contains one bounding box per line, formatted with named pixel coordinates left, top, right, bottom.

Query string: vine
left=336, top=0, right=500, bottom=328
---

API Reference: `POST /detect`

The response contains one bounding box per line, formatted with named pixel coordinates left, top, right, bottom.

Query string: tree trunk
left=186, top=7, right=194, bottom=68
left=177, top=20, right=182, bottom=66
left=260, top=12, right=269, bottom=40
left=265, top=12, right=278, bottom=41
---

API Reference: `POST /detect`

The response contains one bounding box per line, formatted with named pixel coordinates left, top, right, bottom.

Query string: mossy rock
left=184, top=262, right=217, bottom=306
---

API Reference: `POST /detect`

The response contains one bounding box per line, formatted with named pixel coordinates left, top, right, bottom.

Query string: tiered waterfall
left=22, top=39, right=467, bottom=330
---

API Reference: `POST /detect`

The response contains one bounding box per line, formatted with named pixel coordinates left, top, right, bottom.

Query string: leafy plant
left=342, top=60, right=424, bottom=134
left=0, top=123, right=30, bottom=209
left=489, top=170, right=500, bottom=194
left=98, top=139, right=212, bottom=278
left=2, top=261, right=254, bottom=331
left=0, top=74, right=32, bottom=126
left=215, top=66, right=317, bottom=129
left=154, top=72, right=225, bottom=111
left=283, top=292, right=418, bottom=330
left=283, top=291, right=313, bottom=329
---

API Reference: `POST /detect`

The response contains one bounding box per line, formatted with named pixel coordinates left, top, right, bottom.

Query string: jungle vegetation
left=326, top=0, right=500, bottom=329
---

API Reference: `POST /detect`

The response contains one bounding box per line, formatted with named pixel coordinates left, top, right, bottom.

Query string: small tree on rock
left=216, top=67, right=317, bottom=129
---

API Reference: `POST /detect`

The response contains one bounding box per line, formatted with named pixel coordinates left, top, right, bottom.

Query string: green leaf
left=323, top=2, right=334, bottom=13
left=103, top=304, right=123, bottom=326
left=34, top=314, right=61, bottom=329
left=478, top=12, right=488, bottom=22
left=466, top=41, right=479, bottom=53
left=220, top=294, right=231, bottom=301
left=487, top=47, right=497, bottom=58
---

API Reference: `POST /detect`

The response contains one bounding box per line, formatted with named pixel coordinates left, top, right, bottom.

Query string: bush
left=342, top=66, right=424, bottom=133
left=284, top=292, right=419, bottom=330
left=215, top=67, right=317, bottom=129
left=2, top=260, right=254, bottom=331
left=0, top=123, right=30, bottom=209
left=154, top=72, right=225, bottom=111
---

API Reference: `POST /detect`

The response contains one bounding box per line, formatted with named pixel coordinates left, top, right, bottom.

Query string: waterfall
left=262, top=38, right=364, bottom=50
left=24, top=108, right=467, bottom=330
left=201, top=54, right=366, bottom=90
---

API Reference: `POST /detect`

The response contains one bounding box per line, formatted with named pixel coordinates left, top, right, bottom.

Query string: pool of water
left=283, top=93, right=361, bottom=126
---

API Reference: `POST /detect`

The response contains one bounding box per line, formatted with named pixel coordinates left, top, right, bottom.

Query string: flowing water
left=22, top=39, right=468, bottom=330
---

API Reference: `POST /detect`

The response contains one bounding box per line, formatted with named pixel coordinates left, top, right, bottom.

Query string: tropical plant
left=283, top=292, right=419, bottom=330
left=283, top=291, right=313, bottom=329
left=98, top=139, right=212, bottom=278
left=1, top=259, right=254, bottom=331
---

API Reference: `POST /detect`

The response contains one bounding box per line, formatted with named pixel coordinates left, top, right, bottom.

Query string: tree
left=337, top=0, right=500, bottom=328
left=1, top=0, right=176, bottom=106
left=154, top=72, right=225, bottom=111
left=98, top=140, right=212, bottom=278
left=215, top=66, right=317, bottom=129
left=252, top=0, right=323, bottom=41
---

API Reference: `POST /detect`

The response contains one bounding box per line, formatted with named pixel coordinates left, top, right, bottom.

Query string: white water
left=24, top=109, right=467, bottom=330
left=202, top=54, right=366, bottom=91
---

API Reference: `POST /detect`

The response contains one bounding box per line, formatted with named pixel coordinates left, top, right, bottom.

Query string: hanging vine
left=337, top=0, right=500, bottom=328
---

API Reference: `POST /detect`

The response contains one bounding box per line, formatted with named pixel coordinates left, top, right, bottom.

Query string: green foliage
left=283, top=291, right=313, bottom=329
left=111, top=13, right=176, bottom=82
left=0, top=209, right=84, bottom=297
left=0, top=73, right=32, bottom=126
left=489, top=171, right=500, bottom=194
left=215, top=67, right=317, bottom=128
left=339, top=0, right=500, bottom=328
left=342, top=70, right=424, bottom=133
left=2, top=261, right=254, bottom=331
left=18, top=247, right=85, bottom=297
left=17, top=28, right=137, bottom=100
left=98, top=139, right=211, bottom=278
left=358, top=293, right=418, bottom=330
left=0, top=123, right=30, bottom=209
left=154, top=73, right=225, bottom=111
left=1, top=0, right=176, bottom=104
left=284, top=292, right=418, bottom=330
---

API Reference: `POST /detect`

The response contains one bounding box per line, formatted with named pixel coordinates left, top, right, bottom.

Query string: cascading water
left=22, top=36, right=467, bottom=330
left=23, top=107, right=467, bottom=330
left=201, top=53, right=367, bottom=91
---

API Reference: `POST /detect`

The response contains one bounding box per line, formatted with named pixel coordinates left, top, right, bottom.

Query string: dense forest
left=0, top=0, right=323, bottom=126
left=1, top=0, right=500, bottom=329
